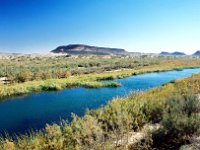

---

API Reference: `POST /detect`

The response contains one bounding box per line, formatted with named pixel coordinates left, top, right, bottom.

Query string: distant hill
left=0, top=52, right=21, bottom=56
left=172, top=52, right=186, bottom=56
left=193, top=50, right=200, bottom=56
left=160, top=51, right=186, bottom=56
left=51, top=44, right=127, bottom=55
left=160, top=51, right=170, bottom=55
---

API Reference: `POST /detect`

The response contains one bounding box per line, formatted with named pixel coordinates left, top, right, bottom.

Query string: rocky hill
left=193, top=50, right=200, bottom=56
left=160, top=51, right=186, bottom=56
left=51, top=44, right=127, bottom=55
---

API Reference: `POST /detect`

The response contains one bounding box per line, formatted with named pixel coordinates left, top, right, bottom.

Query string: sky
left=0, top=0, right=200, bottom=54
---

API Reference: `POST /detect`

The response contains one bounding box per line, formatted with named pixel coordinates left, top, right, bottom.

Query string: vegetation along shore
left=1, top=56, right=200, bottom=100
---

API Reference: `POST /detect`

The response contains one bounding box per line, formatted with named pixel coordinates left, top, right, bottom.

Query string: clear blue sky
left=0, top=0, right=200, bottom=54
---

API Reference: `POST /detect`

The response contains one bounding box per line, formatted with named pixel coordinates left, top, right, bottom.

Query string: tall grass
left=0, top=79, right=121, bottom=100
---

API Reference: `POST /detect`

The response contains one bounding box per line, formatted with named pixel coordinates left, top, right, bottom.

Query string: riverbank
left=0, top=80, right=121, bottom=100
left=0, top=64, right=200, bottom=100
left=1, top=56, right=191, bottom=83
left=1, top=69, right=200, bottom=149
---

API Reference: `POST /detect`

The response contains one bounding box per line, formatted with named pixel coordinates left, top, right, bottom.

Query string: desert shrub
left=43, top=124, right=65, bottom=150
left=1, top=139, right=15, bottom=150
left=62, top=124, right=78, bottom=149
left=17, top=69, right=33, bottom=82
left=64, top=71, right=71, bottom=78
left=161, top=91, right=200, bottom=139
left=70, top=114, right=104, bottom=149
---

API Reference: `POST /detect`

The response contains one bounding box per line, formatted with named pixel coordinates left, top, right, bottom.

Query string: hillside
left=193, top=50, right=200, bottom=56
left=51, top=44, right=127, bottom=55
left=160, top=51, right=186, bottom=56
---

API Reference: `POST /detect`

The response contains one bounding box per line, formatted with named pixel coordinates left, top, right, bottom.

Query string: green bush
left=161, top=91, right=200, bottom=138
left=17, top=69, right=33, bottom=82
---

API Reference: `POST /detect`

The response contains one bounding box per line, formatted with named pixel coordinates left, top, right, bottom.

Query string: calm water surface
left=1, top=68, right=200, bottom=135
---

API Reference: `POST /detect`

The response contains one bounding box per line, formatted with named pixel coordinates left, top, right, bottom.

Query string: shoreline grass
left=0, top=80, right=121, bottom=100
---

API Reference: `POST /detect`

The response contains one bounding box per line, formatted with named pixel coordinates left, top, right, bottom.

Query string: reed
left=0, top=79, right=122, bottom=100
